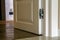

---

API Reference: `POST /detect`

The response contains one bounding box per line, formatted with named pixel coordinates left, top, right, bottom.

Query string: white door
left=14, top=0, right=46, bottom=34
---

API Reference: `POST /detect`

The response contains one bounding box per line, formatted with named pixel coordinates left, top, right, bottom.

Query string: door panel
left=17, top=0, right=33, bottom=23
left=14, top=0, right=39, bottom=34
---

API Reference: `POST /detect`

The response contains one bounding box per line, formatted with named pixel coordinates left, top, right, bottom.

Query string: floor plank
left=0, top=21, right=37, bottom=40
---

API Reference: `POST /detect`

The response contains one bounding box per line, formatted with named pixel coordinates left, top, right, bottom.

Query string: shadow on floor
left=14, top=28, right=38, bottom=39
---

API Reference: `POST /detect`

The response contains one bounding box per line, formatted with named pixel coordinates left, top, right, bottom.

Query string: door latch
left=39, top=8, right=44, bottom=19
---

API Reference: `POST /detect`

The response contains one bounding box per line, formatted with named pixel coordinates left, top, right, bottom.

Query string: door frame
left=46, top=0, right=58, bottom=37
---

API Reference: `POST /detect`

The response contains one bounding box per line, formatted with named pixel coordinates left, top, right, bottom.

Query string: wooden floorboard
left=0, top=21, right=38, bottom=40
left=0, top=21, right=14, bottom=24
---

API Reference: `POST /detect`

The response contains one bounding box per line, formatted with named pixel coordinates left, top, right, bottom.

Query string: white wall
left=5, top=0, right=13, bottom=21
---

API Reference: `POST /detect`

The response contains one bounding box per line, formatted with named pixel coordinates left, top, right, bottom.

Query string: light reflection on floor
left=6, top=21, right=14, bottom=40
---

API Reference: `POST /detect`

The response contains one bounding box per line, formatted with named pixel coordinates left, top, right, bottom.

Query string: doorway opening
left=5, top=0, right=14, bottom=21
left=0, top=0, right=5, bottom=20
left=0, top=0, right=2, bottom=20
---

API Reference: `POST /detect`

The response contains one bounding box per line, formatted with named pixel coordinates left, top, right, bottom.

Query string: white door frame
left=46, top=0, right=58, bottom=37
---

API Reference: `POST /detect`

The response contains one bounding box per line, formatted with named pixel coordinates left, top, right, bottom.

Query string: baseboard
left=15, top=28, right=43, bottom=36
